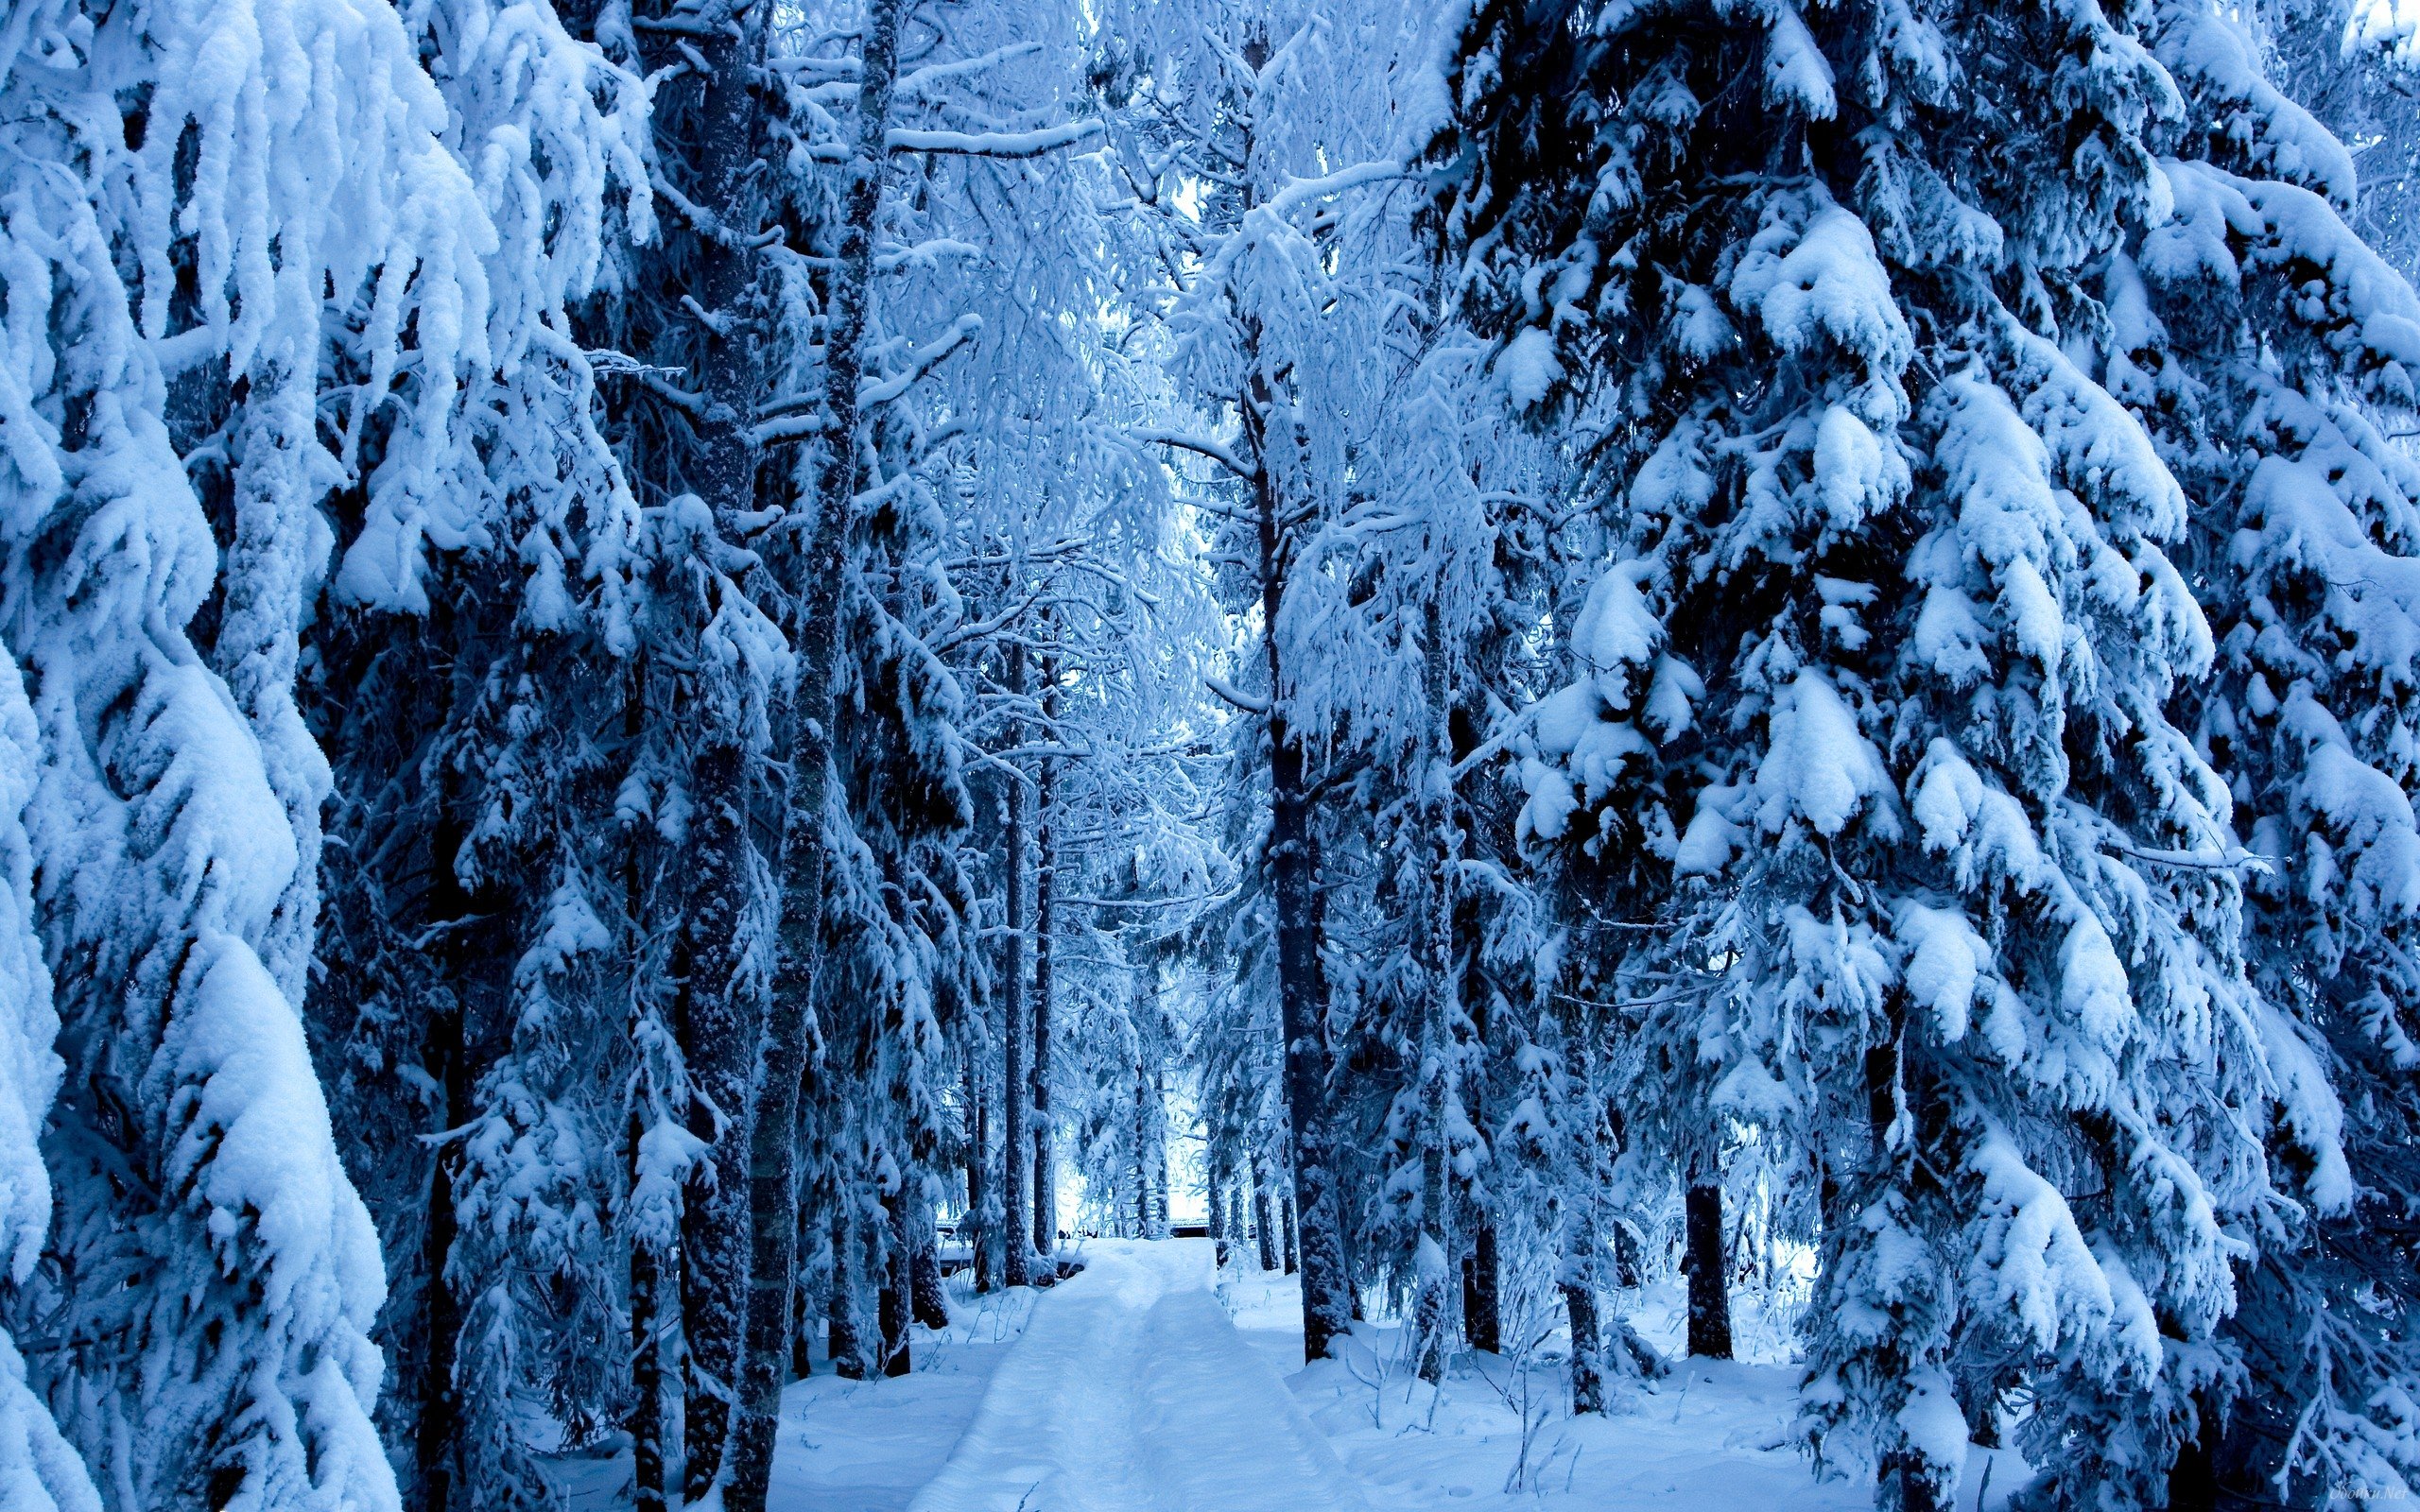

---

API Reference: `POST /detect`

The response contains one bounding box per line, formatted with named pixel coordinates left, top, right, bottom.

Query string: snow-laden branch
left=2107, top=841, right=2273, bottom=875
left=886, top=120, right=1102, bottom=158
left=750, top=413, right=829, bottom=447
left=895, top=41, right=1043, bottom=98
left=1264, top=157, right=1405, bottom=219
left=860, top=313, right=983, bottom=406
left=1203, top=674, right=1269, bottom=715
left=1135, top=427, right=1258, bottom=483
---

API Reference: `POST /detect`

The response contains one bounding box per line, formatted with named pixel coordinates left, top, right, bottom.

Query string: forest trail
left=903, top=1240, right=1370, bottom=1512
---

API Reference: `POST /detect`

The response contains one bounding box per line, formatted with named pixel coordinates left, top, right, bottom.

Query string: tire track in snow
left=905, top=1239, right=1368, bottom=1512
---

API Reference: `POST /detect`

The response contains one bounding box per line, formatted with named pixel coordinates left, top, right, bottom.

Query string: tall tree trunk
left=1410, top=597, right=1457, bottom=1384
left=1001, top=641, right=1032, bottom=1288
left=1207, top=1150, right=1230, bottom=1270
left=1279, top=1171, right=1297, bottom=1275
left=1463, top=1221, right=1502, bottom=1356
left=827, top=1192, right=866, bottom=1380
left=879, top=1179, right=912, bottom=1378
left=1247, top=343, right=1353, bottom=1362
left=1131, top=1039, right=1150, bottom=1240
left=1684, top=1177, right=1734, bottom=1360
left=725, top=5, right=906, bottom=1506
left=1152, top=1066, right=1171, bottom=1238
left=966, top=1063, right=994, bottom=1294
left=910, top=1204, right=951, bottom=1330
left=789, top=1198, right=816, bottom=1382
left=621, top=663, right=677, bottom=1512
left=419, top=797, right=497, bottom=1512
left=678, top=732, right=759, bottom=1501
left=1031, top=689, right=1059, bottom=1263
left=629, top=1112, right=672, bottom=1512
left=1460, top=944, right=1500, bottom=1356
left=629, top=0, right=779, bottom=1487
left=1551, top=927, right=1607, bottom=1414
left=418, top=997, right=466, bottom=1512
left=1253, top=1163, right=1278, bottom=1272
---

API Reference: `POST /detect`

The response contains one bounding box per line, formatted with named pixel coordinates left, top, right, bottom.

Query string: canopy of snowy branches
left=0, top=0, right=2416, bottom=1508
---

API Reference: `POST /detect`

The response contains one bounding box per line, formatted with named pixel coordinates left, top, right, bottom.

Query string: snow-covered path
left=903, top=1239, right=1369, bottom=1512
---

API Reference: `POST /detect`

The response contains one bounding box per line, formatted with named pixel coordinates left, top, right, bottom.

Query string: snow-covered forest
left=3, top=0, right=2420, bottom=1506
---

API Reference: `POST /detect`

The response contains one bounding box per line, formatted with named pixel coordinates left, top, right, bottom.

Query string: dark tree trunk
left=1551, top=932, right=1608, bottom=1413
left=910, top=1204, right=951, bottom=1330
left=678, top=734, right=759, bottom=1502
left=1684, top=1180, right=1734, bottom=1360
left=1409, top=597, right=1457, bottom=1386
left=629, top=1114, right=673, bottom=1512
left=1031, top=703, right=1058, bottom=1261
left=1001, top=641, right=1031, bottom=1288
left=1253, top=1166, right=1278, bottom=1272
left=1152, top=1066, right=1171, bottom=1238
left=1132, top=1061, right=1150, bottom=1240
left=622, top=666, right=676, bottom=1512
left=1208, top=1154, right=1230, bottom=1270
left=628, top=0, right=781, bottom=1489
left=418, top=800, right=495, bottom=1512
left=1562, top=1282, right=1604, bottom=1415
left=879, top=1184, right=912, bottom=1378
left=417, top=995, right=465, bottom=1512
left=967, top=1063, right=994, bottom=1294
left=721, top=0, right=909, bottom=1504
left=789, top=1196, right=816, bottom=1383
left=827, top=1195, right=866, bottom=1380
left=1463, top=1221, right=1502, bottom=1355
left=1251, top=377, right=1353, bottom=1361
left=1279, top=1178, right=1297, bottom=1274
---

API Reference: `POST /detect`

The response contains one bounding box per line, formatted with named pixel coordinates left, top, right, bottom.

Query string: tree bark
left=678, top=733, right=758, bottom=1501
left=1410, top=597, right=1457, bottom=1384
left=1562, top=1280, right=1604, bottom=1415
left=417, top=994, right=465, bottom=1512
left=1132, top=1044, right=1150, bottom=1240
left=1279, top=1175, right=1297, bottom=1275
left=788, top=1197, right=816, bottom=1382
left=910, top=1204, right=951, bottom=1330
left=966, top=1062, right=994, bottom=1294
left=1031, top=721, right=1058, bottom=1263
left=1463, top=1221, right=1502, bottom=1356
left=628, top=0, right=780, bottom=1489
left=724, top=7, right=907, bottom=1503
left=1253, top=1164, right=1278, bottom=1272
left=826, top=1194, right=866, bottom=1380
left=879, top=1182, right=912, bottom=1378
left=1684, top=1179, right=1734, bottom=1360
left=419, top=797, right=501, bottom=1512
left=621, top=664, right=677, bottom=1512
left=1248, top=347, right=1354, bottom=1362
left=1208, top=1151, right=1230, bottom=1270
left=1152, top=1066, right=1171, bottom=1238
left=629, top=1116, right=672, bottom=1512
left=1549, top=923, right=1608, bottom=1414
left=1001, top=642, right=1032, bottom=1288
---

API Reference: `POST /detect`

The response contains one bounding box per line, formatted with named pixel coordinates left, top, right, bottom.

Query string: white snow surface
left=903, top=1240, right=1369, bottom=1512
left=759, top=1240, right=2030, bottom=1512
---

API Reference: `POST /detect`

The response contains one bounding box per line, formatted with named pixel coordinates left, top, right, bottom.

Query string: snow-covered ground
left=760, top=1236, right=2031, bottom=1511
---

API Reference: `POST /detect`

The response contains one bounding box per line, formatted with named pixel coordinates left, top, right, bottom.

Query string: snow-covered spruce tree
left=2262, top=0, right=2420, bottom=283
left=1108, top=0, right=1467, bottom=1362
left=0, top=648, right=98, bottom=1512
left=302, top=4, right=659, bottom=1503
left=2106, top=7, right=2420, bottom=1501
left=719, top=4, right=1109, bottom=1500
left=1435, top=3, right=2341, bottom=1506
left=0, top=0, right=521, bottom=1503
